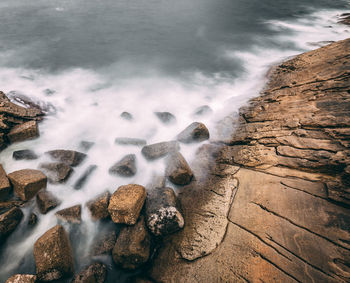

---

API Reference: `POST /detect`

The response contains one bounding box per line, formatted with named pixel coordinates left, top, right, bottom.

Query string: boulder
left=36, top=191, right=60, bottom=214
left=108, top=184, right=146, bottom=225
left=145, top=187, right=184, bottom=236
left=115, top=137, right=147, bottom=146
left=141, top=141, right=180, bottom=160
left=87, top=191, right=110, bottom=220
left=176, top=122, right=209, bottom=143
left=165, top=152, right=193, bottom=185
left=193, top=105, right=213, bottom=116
left=109, top=154, right=137, bottom=177
left=5, top=274, right=37, bottom=283
left=34, top=225, right=74, bottom=281
left=0, top=207, right=23, bottom=239
left=112, top=216, right=151, bottom=270
left=0, top=164, right=11, bottom=200
left=8, top=169, right=47, bottom=201
left=154, top=112, right=176, bottom=124
left=55, top=205, right=81, bottom=224
left=73, top=165, right=97, bottom=190
left=46, top=150, right=87, bottom=167
left=72, top=262, right=107, bottom=283
left=120, top=111, right=133, bottom=120
left=39, top=162, right=73, bottom=184
left=13, top=149, right=38, bottom=160
left=7, top=120, right=39, bottom=144
left=91, top=231, right=117, bottom=256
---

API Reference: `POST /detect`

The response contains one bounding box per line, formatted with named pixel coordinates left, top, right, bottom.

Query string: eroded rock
left=109, top=154, right=137, bottom=177
left=141, top=141, right=180, bottom=160
left=165, top=152, right=193, bottom=186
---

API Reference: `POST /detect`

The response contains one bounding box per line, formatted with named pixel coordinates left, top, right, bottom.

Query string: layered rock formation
left=149, top=39, right=350, bottom=282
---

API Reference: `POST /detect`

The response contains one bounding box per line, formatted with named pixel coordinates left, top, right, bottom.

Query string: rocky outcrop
left=149, top=39, right=350, bottom=282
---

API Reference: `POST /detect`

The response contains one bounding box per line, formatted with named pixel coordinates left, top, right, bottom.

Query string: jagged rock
left=145, top=187, right=184, bottom=236
left=8, top=169, right=47, bottom=201
left=79, top=141, right=95, bottom=151
left=176, top=122, right=209, bottom=143
left=72, top=262, right=107, bottom=283
left=34, top=225, right=74, bottom=281
left=112, top=216, right=151, bottom=270
left=0, top=164, right=11, bottom=200
left=141, top=141, right=180, bottom=160
left=7, top=120, right=39, bottom=143
left=0, top=207, right=23, bottom=239
left=154, top=112, right=176, bottom=124
left=109, top=154, right=137, bottom=177
left=5, top=274, right=37, bottom=283
left=28, top=212, right=38, bottom=226
left=36, top=191, right=60, bottom=214
left=115, top=137, right=147, bottom=146
left=73, top=165, right=97, bottom=189
left=165, top=152, right=193, bottom=186
left=87, top=191, right=110, bottom=220
left=39, top=162, right=73, bottom=184
left=120, top=111, right=133, bottom=120
left=55, top=205, right=81, bottom=224
left=108, top=184, right=146, bottom=225
left=46, top=150, right=87, bottom=167
left=91, top=231, right=117, bottom=256
left=193, top=105, right=213, bottom=116
left=13, top=149, right=38, bottom=160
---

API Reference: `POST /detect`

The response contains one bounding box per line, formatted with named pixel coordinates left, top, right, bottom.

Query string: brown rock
left=7, top=120, right=39, bottom=143
left=72, top=262, right=107, bottom=283
left=109, top=154, right=137, bottom=177
left=141, top=141, right=180, bottom=160
left=36, top=191, right=60, bottom=214
left=55, top=205, right=81, bottom=223
left=165, top=152, right=193, bottom=186
left=0, top=164, right=11, bottom=200
left=108, top=184, right=146, bottom=225
left=91, top=231, right=117, bottom=256
left=34, top=225, right=74, bottom=281
left=0, top=207, right=23, bottom=239
left=39, top=162, right=73, bottom=184
left=112, top=216, right=151, bottom=269
left=5, top=274, right=37, bottom=283
left=46, top=150, right=87, bottom=167
left=176, top=122, right=209, bottom=143
left=8, top=169, right=47, bottom=201
left=87, top=191, right=110, bottom=220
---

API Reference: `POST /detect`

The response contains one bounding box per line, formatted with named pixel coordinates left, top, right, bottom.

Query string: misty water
left=0, top=0, right=349, bottom=281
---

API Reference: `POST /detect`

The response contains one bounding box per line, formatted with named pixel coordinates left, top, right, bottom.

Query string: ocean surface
left=0, top=0, right=349, bottom=281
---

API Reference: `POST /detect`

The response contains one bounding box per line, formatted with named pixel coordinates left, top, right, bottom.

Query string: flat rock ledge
left=149, top=39, right=350, bottom=282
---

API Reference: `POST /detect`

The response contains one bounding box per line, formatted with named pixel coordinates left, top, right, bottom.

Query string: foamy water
left=0, top=7, right=349, bottom=281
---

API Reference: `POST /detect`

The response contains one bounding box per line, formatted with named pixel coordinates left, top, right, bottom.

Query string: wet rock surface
left=176, top=122, right=209, bottom=143
left=109, top=154, right=137, bottom=177
left=87, top=191, right=110, bottom=220
left=34, top=225, right=74, bottom=281
left=73, top=164, right=97, bottom=190
left=8, top=169, right=47, bottom=201
left=108, top=184, right=146, bottom=225
left=165, top=152, right=193, bottom=186
left=39, top=162, right=73, bottom=184
left=91, top=231, right=117, bottom=256
left=46, top=150, right=87, bottom=167
left=0, top=164, right=11, bottom=200
left=149, top=39, right=350, bottom=282
left=5, top=274, right=37, bottom=283
left=141, top=141, right=180, bottom=160
left=145, top=187, right=184, bottom=236
left=55, top=205, right=81, bottom=223
left=112, top=216, right=151, bottom=270
left=72, top=262, right=107, bottom=283
left=0, top=207, right=23, bottom=240
left=12, top=149, right=38, bottom=160
left=36, top=190, right=60, bottom=214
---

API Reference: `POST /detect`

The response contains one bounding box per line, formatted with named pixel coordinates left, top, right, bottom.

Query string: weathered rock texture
left=87, top=191, right=110, bottom=220
left=149, top=39, right=350, bottom=282
left=72, top=262, right=107, bottom=283
left=0, top=164, right=11, bottom=200
left=5, top=274, right=37, bottom=283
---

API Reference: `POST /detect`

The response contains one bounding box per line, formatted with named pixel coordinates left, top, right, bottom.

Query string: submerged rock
left=141, top=141, right=180, bottom=160
left=79, top=140, right=95, bottom=151
left=8, top=169, right=47, bottom=201
left=34, top=225, right=74, bottom=281
left=177, top=122, right=209, bottom=143
left=154, top=111, right=176, bottom=124
left=112, top=216, right=151, bottom=270
left=0, top=164, right=11, bottom=201
left=87, top=191, right=110, bottom=220
left=36, top=191, right=60, bottom=214
left=13, top=149, right=38, bottom=160
left=109, top=154, right=137, bottom=177
left=5, top=274, right=37, bottom=283
left=7, top=120, right=39, bottom=144
left=108, top=184, right=146, bottom=225
left=165, top=152, right=193, bottom=185
left=55, top=205, right=81, bottom=224
left=39, top=162, right=73, bottom=184
left=73, top=165, right=97, bottom=190
left=146, top=187, right=184, bottom=236
left=193, top=105, right=213, bottom=116
left=72, top=262, right=107, bottom=283
left=115, top=137, right=147, bottom=146
left=120, top=111, right=133, bottom=120
left=91, top=231, right=117, bottom=256
left=28, top=212, right=38, bottom=227
left=46, top=150, right=87, bottom=167
left=0, top=207, right=23, bottom=240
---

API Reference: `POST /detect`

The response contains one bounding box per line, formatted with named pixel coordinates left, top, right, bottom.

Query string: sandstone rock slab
left=7, top=120, right=39, bottom=144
